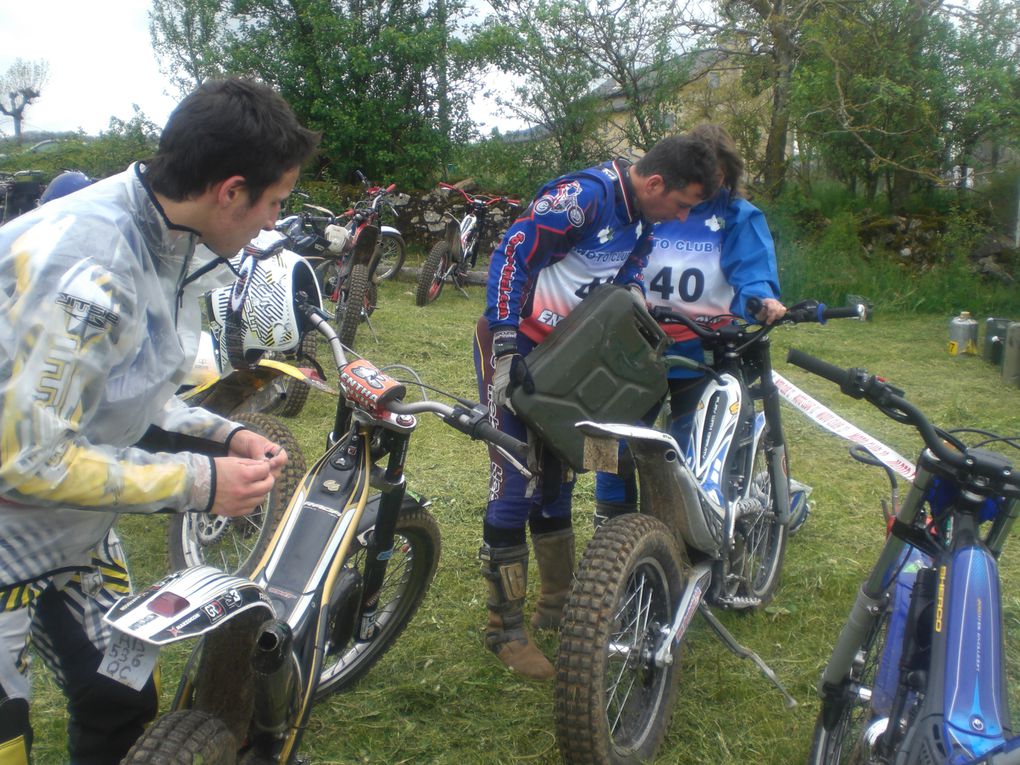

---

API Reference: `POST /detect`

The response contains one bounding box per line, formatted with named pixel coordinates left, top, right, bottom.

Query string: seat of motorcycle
left=302, top=203, right=334, bottom=217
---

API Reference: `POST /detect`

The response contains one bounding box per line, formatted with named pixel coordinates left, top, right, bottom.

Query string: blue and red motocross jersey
left=484, top=159, right=652, bottom=343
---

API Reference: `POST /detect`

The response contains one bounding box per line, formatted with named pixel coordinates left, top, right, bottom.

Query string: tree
left=789, top=0, right=1020, bottom=209
left=0, top=59, right=49, bottom=143
left=477, top=0, right=711, bottom=172
left=149, top=0, right=228, bottom=96
left=149, top=0, right=477, bottom=187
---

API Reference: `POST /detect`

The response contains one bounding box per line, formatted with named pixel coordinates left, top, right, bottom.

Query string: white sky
left=0, top=0, right=519, bottom=138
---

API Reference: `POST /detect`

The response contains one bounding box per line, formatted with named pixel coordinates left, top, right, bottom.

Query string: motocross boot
left=479, top=544, right=554, bottom=680
left=529, top=529, right=575, bottom=631
left=593, top=500, right=636, bottom=529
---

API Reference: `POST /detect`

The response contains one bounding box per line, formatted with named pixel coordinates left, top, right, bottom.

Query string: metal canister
left=984, top=318, right=1011, bottom=366
left=1003, top=322, right=1020, bottom=388
left=948, top=311, right=978, bottom=356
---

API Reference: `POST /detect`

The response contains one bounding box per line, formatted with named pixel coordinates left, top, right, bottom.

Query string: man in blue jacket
left=473, top=136, right=719, bottom=679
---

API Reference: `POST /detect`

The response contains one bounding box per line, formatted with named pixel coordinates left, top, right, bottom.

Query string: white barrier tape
left=773, top=371, right=916, bottom=482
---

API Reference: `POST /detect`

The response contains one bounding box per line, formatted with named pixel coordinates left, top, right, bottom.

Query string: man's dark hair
left=146, top=78, right=320, bottom=203
left=688, top=123, right=744, bottom=198
left=635, top=135, right=719, bottom=200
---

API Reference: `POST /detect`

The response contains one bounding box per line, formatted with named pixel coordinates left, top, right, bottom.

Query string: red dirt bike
left=415, top=182, right=519, bottom=306
left=312, top=175, right=404, bottom=350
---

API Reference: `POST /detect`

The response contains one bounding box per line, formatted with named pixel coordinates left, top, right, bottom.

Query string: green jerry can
left=509, top=284, right=669, bottom=472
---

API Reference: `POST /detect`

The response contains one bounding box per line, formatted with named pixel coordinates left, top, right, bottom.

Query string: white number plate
left=97, top=628, right=159, bottom=691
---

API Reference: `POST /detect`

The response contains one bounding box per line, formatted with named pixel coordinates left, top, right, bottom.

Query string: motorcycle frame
left=108, top=377, right=423, bottom=762
left=818, top=453, right=1020, bottom=764
left=581, top=322, right=794, bottom=662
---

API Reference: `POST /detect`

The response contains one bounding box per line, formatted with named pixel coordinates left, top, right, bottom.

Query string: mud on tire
left=554, top=514, right=685, bottom=765
left=121, top=709, right=237, bottom=765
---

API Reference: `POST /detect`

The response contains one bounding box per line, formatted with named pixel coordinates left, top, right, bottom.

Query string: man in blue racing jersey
left=473, top=136, right=719, bottom=679
left=594, top=123, right=787, bottom=524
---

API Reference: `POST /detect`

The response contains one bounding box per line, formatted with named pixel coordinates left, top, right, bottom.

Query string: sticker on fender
left=98, top=628, right=159, bottom=691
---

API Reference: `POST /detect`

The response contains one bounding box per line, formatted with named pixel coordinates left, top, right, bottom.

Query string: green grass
left=27, top=281, right=1020, bottom=764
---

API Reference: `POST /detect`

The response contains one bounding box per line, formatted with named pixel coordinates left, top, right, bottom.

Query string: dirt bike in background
left=170, top=233, right=335, bottom=577
left=283, top=176, right=403, bottom=350
left=414, top=182, right=520, bottom=306
left=278, top=183, right=406, bottom=283
left=108, top=233, right=530, bottom=764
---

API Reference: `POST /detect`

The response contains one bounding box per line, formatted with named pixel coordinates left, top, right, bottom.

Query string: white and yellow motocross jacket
left=0, top=163, right=240, bottom=587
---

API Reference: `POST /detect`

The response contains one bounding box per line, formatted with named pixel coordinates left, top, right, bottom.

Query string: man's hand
left=492, top=354, right=534, bottom=409
left=210, top=457, right=276, bottom=517
left=228, top=428, right=288, bottom=480
left=754, top=298, right=787, bottom=324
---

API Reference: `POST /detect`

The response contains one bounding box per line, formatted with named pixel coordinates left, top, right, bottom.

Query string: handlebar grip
left=786, top=348, right=852, bottom=388
left=476, top=420, right=529, bottom=464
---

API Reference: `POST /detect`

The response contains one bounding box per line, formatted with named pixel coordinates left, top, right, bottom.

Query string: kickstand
left=363, top=313, right=379, bottom=344
left=698, top=604, right=798, bottom=709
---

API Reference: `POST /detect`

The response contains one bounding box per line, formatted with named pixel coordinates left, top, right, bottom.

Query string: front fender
left=104, top=565, right=275, bottom=646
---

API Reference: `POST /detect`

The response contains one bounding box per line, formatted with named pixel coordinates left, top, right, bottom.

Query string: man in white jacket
left=0, top=78, right=318, bottom=765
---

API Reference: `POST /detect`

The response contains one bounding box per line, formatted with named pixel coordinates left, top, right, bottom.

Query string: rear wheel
left=168, top=413, right=304, bottom=577
left=315, top=503, right=441, bottom=698
left=720, top=424, right=787, bottom=607
left=415, top=241, right=451, bottom=306
left=555, top=514, right=685, bottom=765
left=374, top=232, right=406, bottom=281
left=337, top=263, right=370, bottom=350
left=121, top=710, right=236, bottom=765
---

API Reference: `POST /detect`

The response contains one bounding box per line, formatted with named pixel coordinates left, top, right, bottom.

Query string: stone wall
left=386, top=181, right=520, bottom=258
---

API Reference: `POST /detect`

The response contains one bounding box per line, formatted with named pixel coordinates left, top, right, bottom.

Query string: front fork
left=756, top=338, right=791, bottom=525
left=355, top=429, right=410, bottom=640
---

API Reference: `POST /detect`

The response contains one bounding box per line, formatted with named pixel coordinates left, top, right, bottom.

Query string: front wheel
left=167, top=413, right=305, bottom=577
left=337, top=263, right=370, bottom=350
left=415, top=241, right=451, bottom=306
left=374, top=231, right=406, bottom=281
left=807, top=602, right=892, bottom=765
left=554, top=514, right=685, bottom=765
left=315, top=502, right=441, bottom=698
left=121, top=710, right=236, bottom=764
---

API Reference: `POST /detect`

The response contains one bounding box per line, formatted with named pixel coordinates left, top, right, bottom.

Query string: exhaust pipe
left=251, top=619, right=298, bottom=736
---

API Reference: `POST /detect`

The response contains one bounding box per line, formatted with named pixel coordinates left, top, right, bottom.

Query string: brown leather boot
left=529, top=528, right=575, bottom=631
left=479, top=544, right=554, bottom=680
left=594, top=500, right=635, bottom=529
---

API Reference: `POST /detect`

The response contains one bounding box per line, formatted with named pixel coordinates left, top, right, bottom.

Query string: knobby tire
left=120, top=709, right=236, bottom=765
left=555, top=514, right=685, bottom=765
left=415, top=241, right=450, bottom=306
left=338, top=263, right=369, bottom=350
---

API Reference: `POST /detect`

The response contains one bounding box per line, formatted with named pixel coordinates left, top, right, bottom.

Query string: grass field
left=26, top=279, right=1020, bottom=764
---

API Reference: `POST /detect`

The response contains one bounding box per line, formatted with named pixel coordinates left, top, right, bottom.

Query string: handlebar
left=439, top=182, right=520, bottom=208
left=786, top=347, right=1020, bottom=495
left=651, top=298, right=864, bottom=345
left=296, top=297, right=530, bottom=466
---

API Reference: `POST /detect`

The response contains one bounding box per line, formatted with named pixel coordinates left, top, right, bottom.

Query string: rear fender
left=104, top=565, right=274, bottom=646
